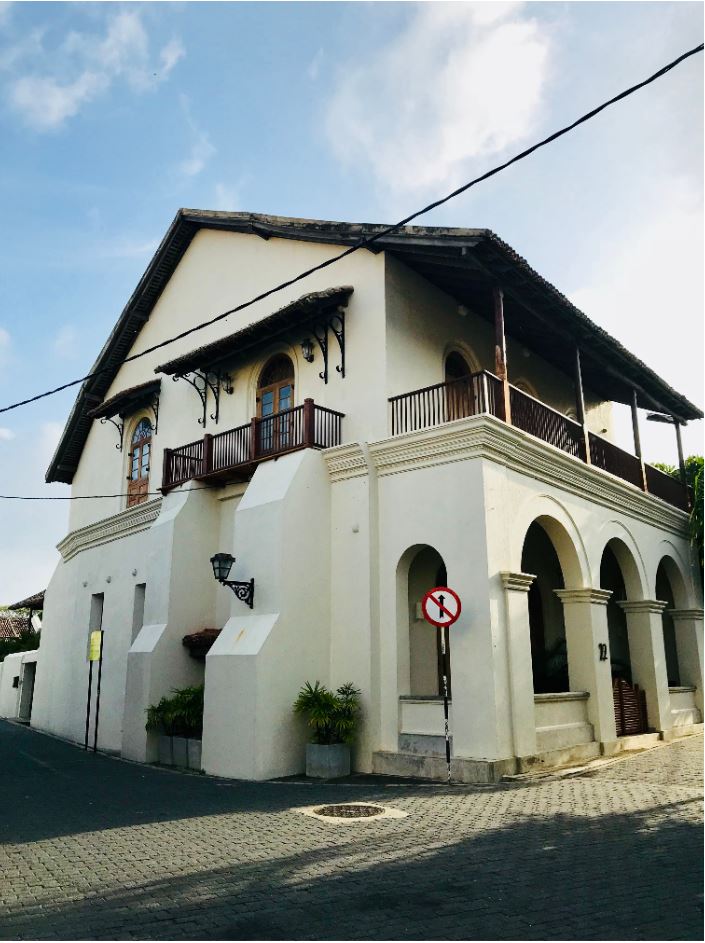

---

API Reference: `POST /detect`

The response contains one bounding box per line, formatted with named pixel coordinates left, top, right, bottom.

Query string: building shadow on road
left=1, top=789, right=702, bottom=941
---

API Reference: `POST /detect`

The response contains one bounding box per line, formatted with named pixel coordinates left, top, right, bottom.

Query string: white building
left=30, top=211, right=703, bottom=782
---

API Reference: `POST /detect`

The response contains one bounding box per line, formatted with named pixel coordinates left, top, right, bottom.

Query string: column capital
left=555, top=588, right=612, bottom=606
left=501, top=571, right=536, bottom=593
left=618, top=599, right=668, bottom=614
left=669, top=608, right=704, bottom=623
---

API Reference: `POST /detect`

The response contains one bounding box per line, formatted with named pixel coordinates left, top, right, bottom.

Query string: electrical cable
left=0, top=41, right=701, bottom=421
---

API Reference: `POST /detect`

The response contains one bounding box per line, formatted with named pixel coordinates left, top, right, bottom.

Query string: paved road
left=0, top=721, right=702, bottom=940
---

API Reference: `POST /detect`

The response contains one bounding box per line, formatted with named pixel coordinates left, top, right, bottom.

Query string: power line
left=0, top=486, right=211, bottom=500
left=0, top=41, right=701, bottom=421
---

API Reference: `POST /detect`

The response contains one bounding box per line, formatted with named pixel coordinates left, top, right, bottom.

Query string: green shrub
left=293, top=681, right=362, bottom=745
left=145, top=684, right=204, bottom=738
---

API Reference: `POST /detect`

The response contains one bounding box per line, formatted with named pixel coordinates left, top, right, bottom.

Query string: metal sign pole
left=440, top=627, right=451, bottom=784
left=92, top=631, right=105, bottom=753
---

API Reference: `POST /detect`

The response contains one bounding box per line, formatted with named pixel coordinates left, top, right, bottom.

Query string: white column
left=670, top=608, right=704, bottom=714
left=618, top=600, right=672, bottom=736
left=555, top=589, right=616, bottom=745
left=501, top=572, right=537, bottom=759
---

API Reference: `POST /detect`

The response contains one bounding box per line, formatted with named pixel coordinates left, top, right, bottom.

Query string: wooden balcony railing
left=511, top=386, right=585, bottom=460
left=389, top=373, right=689, bottom=511
left=389, top=371, right=504, bottom=435
left=162, top=399, right=344, bottom=492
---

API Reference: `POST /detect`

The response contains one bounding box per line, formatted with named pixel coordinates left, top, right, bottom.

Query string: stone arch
left=443, top=341, right=481, bottom=378
left=650, top=542, right=692, bottom=609
left=593, top=521, right=647, bottom=602
left=396, top=544, right=449, bottom=698
left=598, top=533, right=647, bottom=684
left=246, top=344, right=299, bottom=416
left=511, top=494, right=589, bottom=591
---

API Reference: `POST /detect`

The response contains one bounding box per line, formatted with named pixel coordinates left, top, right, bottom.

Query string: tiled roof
left=0, top=612, right=32, bottom=639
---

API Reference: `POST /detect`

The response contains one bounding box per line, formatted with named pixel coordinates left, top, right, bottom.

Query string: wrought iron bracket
left=220, top=577, right=255, bottom=609
left=311, top=310, right=345, bottom=383
left=145, top=392, right=160, bottom=434
left=174, top=369, right=232, bottom=427
left=100, top=416, right=124, bottom=451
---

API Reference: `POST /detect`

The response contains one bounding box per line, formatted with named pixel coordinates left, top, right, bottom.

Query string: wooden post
left=303, top=398, right=315, bottom=448
left=631, top=390, right=647, bottom=492
left=161, top=448, right=172, bottom=492
left=249, top=417, right=258, bottom=462
left=493, top=287, right=511, bottom=424
left=574, top=347, right=591, bottom=465
left=202, top=433, right=213, bottom=476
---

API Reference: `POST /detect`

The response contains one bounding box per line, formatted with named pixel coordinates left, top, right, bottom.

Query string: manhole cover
left=314, top=803, right=384, bottom=818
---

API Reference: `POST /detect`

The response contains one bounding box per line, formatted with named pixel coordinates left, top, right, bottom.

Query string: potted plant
left=293, top=681, right=361, bottom=778
left=146, top=684, right=204, bottom=770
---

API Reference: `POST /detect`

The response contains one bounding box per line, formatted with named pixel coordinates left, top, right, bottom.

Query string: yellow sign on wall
left=88, top=630, right=103, bottom=662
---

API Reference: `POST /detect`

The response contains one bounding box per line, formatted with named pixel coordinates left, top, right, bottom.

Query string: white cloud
left=214, top=182, right=239, bottom=211
left=53, top=324, right=79, bottom=359
left=0, top=325, right=9, bottom=365
left=307, top=47, right=324, bottom=81
left=177, top=95, right=216, bottom=178
left=6, top=11, right=184, bottom=131
left=325, top=1, right=551, bottom=193
left=569, top=175, right=703, bottom=461
left=0, top=426, right=14, bottom=441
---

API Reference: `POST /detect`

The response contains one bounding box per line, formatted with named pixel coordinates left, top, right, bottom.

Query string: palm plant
left=146, top=684, right=204, bottom=738
left=293, top=681, right=362, bottom=745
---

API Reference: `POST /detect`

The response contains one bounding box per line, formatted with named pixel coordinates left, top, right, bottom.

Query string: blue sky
left=0, top=1, right=702, bottom=601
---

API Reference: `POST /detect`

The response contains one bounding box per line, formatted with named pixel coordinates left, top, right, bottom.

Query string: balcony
left=389, top=372, right=689, bottom=512
left=162, top=399, right=344, bottom=492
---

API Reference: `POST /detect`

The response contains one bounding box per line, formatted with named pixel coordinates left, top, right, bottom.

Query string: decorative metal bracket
left=145, top=392, right=160, bottom=434
left=220, top=577, right=255, bottom=609
left=311, top=309, right=346, bottom=383
left=100, top=416, right=124, bottom=451
left=174, top=369, right=232, bottom=427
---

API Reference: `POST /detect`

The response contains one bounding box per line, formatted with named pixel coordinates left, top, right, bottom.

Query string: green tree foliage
left=293, top=680, right=362, bottom=745
left=652, top=455, right=703, bottom=571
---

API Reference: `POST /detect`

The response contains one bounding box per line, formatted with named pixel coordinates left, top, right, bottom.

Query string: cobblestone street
left=1, top=721, right=702, bottom=941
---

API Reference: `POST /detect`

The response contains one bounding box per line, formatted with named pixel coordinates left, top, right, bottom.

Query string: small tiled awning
left=182, top=628, right=221, bottom=659
left=156, top=285, right=353, bottom=376
left=0, top=613, right=32, bottom=639
left=86, top=380, right=161, bottom=420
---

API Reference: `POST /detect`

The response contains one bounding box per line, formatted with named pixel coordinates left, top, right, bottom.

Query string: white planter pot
left=158, top=735, right=173, bottom=766
left=187, top=738, right=202, bottom=771
left=172, top=736, right=189, bottom=768
left=306, top=743, right=351, bottom=779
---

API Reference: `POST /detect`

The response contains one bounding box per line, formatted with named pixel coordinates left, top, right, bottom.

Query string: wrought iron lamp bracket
left=220, top=577, right=255, bottom=609
left=330, top=308, right=346, bottom=378
left=100, top=416, right=124, bottom=451
left=312, top=321, right=329, bottom=383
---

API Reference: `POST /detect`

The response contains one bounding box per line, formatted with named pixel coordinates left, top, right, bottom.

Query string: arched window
left=257, top=355, right=295, bottom=453
left=444, top=351, right=472, bottom=384
left=127, top=418, right=153, bottom=507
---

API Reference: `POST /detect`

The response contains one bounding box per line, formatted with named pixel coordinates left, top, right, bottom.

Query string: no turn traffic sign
left=421, top=586, right=462, bottom=629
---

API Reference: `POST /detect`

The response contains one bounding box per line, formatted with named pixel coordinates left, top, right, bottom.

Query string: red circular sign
left=421, top=586, right=462, bottom=628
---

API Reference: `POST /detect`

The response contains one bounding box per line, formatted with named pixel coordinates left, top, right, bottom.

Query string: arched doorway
left=600, top=544, right=632, bottom=683
left=656, top=559, right=681, bottom=686
left=405, top=546, right=450, bottom=697
left=257, top=354, right=295, bottom=452
left=127, top=418, right=153, bottom=507
left=444, top=352, right=474, bottom=422
left=521, top=522, right=569, bottom=693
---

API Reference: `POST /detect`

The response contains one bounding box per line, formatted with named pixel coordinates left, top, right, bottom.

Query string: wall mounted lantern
left=301, top=338, right=315, bottom=363
left=210, top=552, right=255, bottom=609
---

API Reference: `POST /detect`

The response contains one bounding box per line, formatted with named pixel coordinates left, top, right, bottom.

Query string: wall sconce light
left=301, top=338, right=315, bottom=363
left=210, top=552, right=255, bottom=609
left=457, top=304, right=469, bottom=318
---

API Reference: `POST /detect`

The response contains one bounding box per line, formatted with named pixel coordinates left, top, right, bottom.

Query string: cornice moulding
left=366, top=415, right=688, bottom=536
left=669, top=608, right=704, bottom=622
left=501, top=571, right=536, bottom=592
left=58, top=498, right=162, bottom=562
left=618, top=599, right=668, bottom=614
left=555, top=588, right=613, bottom=606
left=323, top=443, right=369, bottom=482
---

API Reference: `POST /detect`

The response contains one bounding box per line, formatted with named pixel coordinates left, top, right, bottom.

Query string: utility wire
left=0, top=41, right=702, bottom=421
